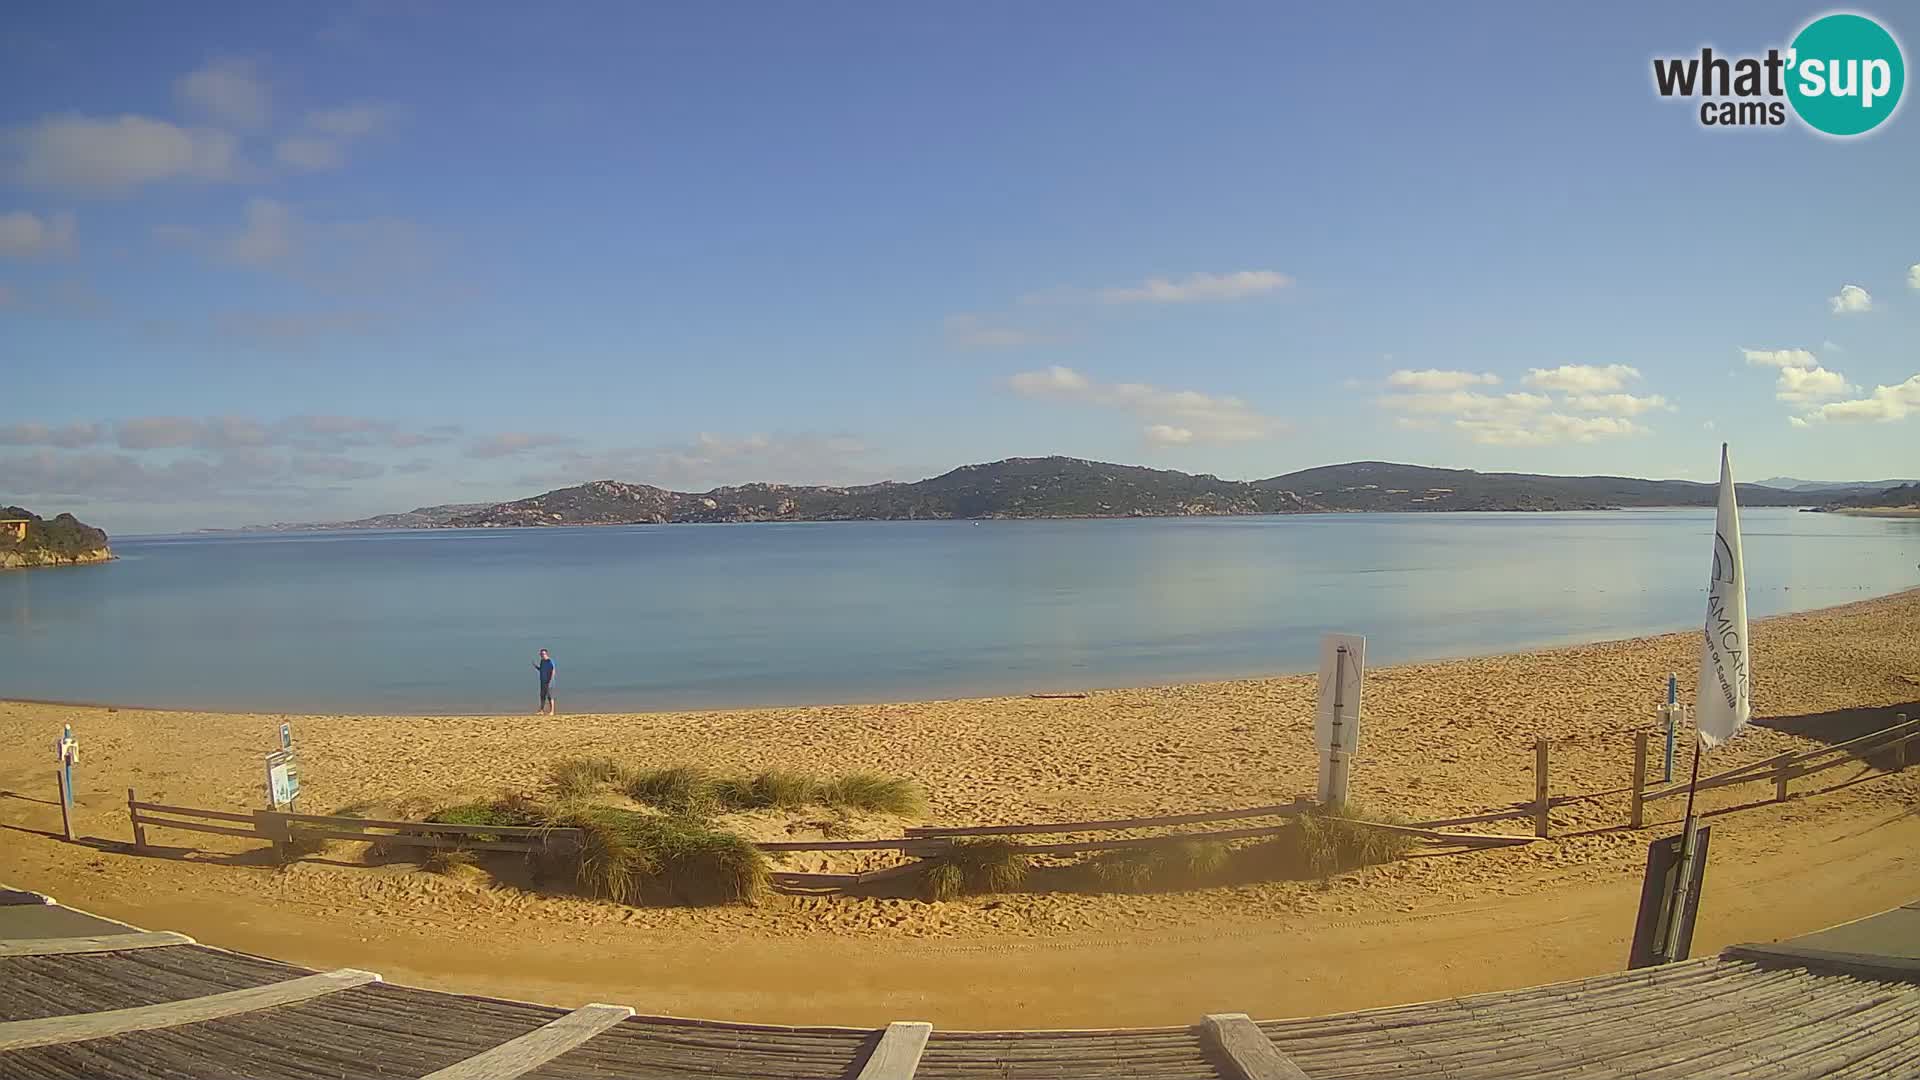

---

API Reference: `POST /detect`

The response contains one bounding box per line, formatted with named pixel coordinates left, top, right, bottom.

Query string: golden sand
left=1, top=588, right=1916, bottom=1026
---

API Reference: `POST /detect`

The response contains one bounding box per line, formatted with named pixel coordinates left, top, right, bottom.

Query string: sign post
left=54, top=725, right=79, bottom=843
left=1315, top=633, right=1366, bottom=807
left=1659, top=673, right=1680, bottom=783
left=1629, top=825, right=1713, bottom=968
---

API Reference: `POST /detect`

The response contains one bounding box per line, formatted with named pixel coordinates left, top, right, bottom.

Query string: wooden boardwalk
left=4, top=885, right=1919, bottom=1078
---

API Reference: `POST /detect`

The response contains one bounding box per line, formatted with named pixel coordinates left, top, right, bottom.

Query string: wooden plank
left=132, top=816, right=261, bottom=841
left=1534, top=737, right=1550, bottom=839
left=853, top=1021, right=932, bottom=1080
left=127, top=802, right=257, bottom=824
left=419, top=1002, right=634, bottom=1080
left=756, top=838, right=947, bottom=853
left=274, top=828, right=545, bottom=854
left=1631, top=730, right=1648, bottom=829
left=1404, top=807, right=1534, bottom=829
left=1721, top=943, right=1920, bottom=982
left=0, top=931, right=194, bottom=957
left=1773, top=750, right=1794, bottom=801
left=906, top=801, right=1308, bottom=838
left=1201, top=1013, right=1311, bottom=1080
left=0, top=967, right=380, bottom=1051
left=272, top=811, right=573, bottom=839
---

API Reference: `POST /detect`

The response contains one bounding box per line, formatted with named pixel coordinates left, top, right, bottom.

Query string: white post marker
left=1316, top=633, right=1365, bottom=806
left=54, top=726, right=79, bottom=843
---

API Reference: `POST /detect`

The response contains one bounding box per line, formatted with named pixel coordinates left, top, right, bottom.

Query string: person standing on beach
left=534, top=648, right=556, bottom=715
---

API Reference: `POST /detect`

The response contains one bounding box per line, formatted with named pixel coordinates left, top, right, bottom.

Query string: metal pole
left=1663, top=673, right=1677, bottom=784
left=1662, top=735, right=1706, bottom=963
left=56, top=768, right=74, bottom=843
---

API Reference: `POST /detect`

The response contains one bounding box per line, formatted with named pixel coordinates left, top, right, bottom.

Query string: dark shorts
left=539, top=683, right=553, bottom=704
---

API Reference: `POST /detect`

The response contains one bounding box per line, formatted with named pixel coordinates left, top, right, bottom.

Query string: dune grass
left=548, top=756, right=625, bottom=800
left=423, top=848, right=484, bottom=880
left=620, top=764, right=926, bottom=817
left=919, top=839, right=1029, bottom=900
left=1081, top=839, right=1232, bottom=892
left=1227, top=803, right=1416, bottom=882
left=533, top=803, right=769, bottom=906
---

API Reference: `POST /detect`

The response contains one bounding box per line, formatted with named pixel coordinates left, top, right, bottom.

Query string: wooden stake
left=1897, top=714, right=1910, bottom=771
left=1630, top=731, right=1648, bottom=829
left=1772, top=751, right=1794, bottom=802
left=1534, top=738, right=1550, bottom=839
left=128, top=788, right=147, bottom=852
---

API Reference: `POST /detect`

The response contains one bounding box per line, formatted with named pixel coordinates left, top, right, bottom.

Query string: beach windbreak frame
left=1696, top=443, right=1752, bottom=748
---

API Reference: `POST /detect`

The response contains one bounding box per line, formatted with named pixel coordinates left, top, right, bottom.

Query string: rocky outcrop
left=0, top=546, right=113, bottom=570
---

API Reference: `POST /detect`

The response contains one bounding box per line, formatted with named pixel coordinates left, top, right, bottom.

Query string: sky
left=2, top=2, right=1917, bottom=533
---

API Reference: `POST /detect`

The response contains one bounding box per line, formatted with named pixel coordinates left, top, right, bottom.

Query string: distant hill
left=231, top=456, right=1865, bottom=532
left=1824, top=483, right=1920, bottom=511
left=0, top=505, right=113, bottom=569
left=1256, top=461, right=1815, bottom=512
left=1756, top=476, right=1920, bottom=493
left=447, top=458, right=1317, bottom=526
left=230, top=503, right=494, bottom=531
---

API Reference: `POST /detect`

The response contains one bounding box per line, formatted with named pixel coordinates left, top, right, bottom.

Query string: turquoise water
left=1, top=508, right=1914, bottom=714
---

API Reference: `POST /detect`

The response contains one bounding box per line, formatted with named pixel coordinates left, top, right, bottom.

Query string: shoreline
left=10, top=584, right=1916, bottom=719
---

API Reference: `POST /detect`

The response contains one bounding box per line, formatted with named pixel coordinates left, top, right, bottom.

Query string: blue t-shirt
left=537, top=658, right=554, bottom=685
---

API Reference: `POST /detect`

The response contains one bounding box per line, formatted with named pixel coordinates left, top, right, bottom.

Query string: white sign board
left=1315, top=633, right=1366, bottom=755
left=266, top=749, right=300, bottom=809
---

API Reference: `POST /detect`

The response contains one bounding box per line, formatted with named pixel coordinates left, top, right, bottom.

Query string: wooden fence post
left=1897, top=714, right=1910, bottom=771
left=1630, top=731, right=1648, bottom=829
left=1534, top=738, right=1550, bottom=839
left=1772, top=752, right=1794, bottom=802
left=128, top=788, right=146, bottom=852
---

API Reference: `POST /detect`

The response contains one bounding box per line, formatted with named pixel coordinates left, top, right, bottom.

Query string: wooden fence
left=116, top=713, right=1916, bottom=894
left=1627, top=712, right=1916, bottom=828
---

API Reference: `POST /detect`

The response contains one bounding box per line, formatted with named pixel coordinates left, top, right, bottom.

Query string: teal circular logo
left=1787, top=13, right=1905, bottom=136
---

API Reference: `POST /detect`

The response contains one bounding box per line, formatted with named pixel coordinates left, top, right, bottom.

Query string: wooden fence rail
left=1629, top=713, right=1914, bottom=824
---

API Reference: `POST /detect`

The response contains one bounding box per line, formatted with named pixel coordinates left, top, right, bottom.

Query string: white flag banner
left=1696, top=443, right=1751, bottom=747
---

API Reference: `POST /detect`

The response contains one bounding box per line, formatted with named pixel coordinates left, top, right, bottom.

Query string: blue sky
left=3, top=2, right=1917, bottom=532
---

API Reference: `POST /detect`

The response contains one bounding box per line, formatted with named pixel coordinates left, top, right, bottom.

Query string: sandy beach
left=2, top=588, right=1918, bottom=1027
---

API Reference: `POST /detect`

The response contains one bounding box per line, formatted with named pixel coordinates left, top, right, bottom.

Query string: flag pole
left=1663, top=732, right=1705, bottom=962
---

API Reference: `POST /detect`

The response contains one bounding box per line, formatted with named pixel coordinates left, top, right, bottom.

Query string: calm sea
left=1, top=509, right=1914, bottom=714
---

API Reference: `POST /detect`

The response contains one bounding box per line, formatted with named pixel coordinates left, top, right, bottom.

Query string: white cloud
left=1823, top=340, right=1845, bottom=354
left=1789, top=416, right=1810, bottom=428
left=1008, top=365, right=1284, bottom=444
left=1521, top=364, right=1641, bottom=392
left=1454, top=413, right=1644, bottom=447
left=175, top=58, right=270, bottom=130
left=943, top=314, right=1045, bottom=349
left=1702, top=420, right=1716, bottom=431
left=1377, top=390, right=1551, bottom=416
left=0, top=421, right=104, bottom=448
left=1829, top=284, right=1872, bottom=314
left=224, top=197, right=295, bottom=264
left=275, top=104, right=392, bottom=173
left=1742, top=347, right=1817, bottom=369
left=535, top=432, right=882, bottom=489
left=1909, top=264, right=1920, bottom=290
left=275, top=137, right=344, bottom=171
left=0, top=210, right=74, bottom=256
left=1379, top=383, right=1648, bottom=446
left=1385, top=369, right=1499, bottom=391
left=1774, top=365, right=1855, bottom=404
left=1800, top=374, right=1920, bottom=423
left=466, top=432, right=575, bottom=459
left=1096, top=270, right=1292, bottom=304
left=306, top=104, right=389, bottom=138
left=1563, top=392, right=1673, bottom=416
left=8, top=114, right=243, bottom=192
